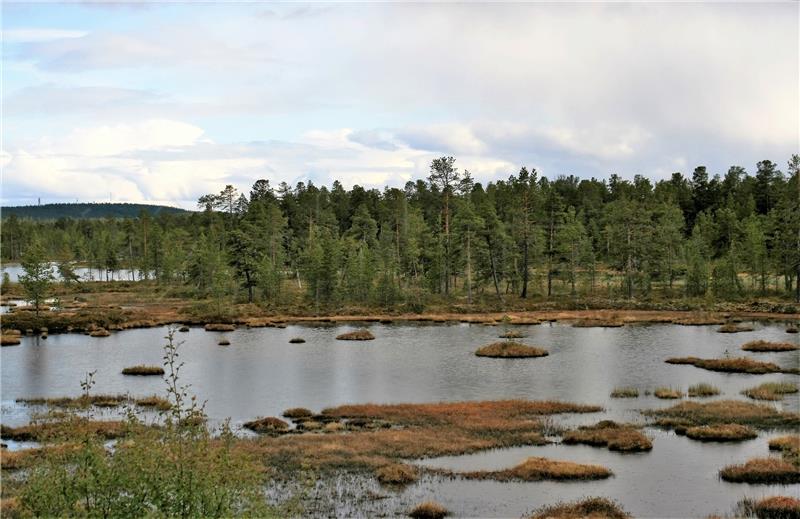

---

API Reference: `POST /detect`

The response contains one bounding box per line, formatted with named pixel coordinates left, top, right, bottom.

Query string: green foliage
left=18, top=239, right=54, bottom=315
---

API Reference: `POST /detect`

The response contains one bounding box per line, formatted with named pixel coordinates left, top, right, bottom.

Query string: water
left=2, top=321, right=798, bottom=517
left=1, top=262, right=146, bottom=282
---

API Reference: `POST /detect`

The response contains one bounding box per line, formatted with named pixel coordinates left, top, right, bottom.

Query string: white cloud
left=3, top=28, right=87, bottom=43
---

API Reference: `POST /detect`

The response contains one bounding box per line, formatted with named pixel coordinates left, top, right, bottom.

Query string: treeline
left=1, top=203, right=188, bottom=220
left=3, top=156, right=799, bottom=308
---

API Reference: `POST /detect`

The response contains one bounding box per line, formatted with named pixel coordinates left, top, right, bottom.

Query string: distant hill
left=2, top=203, right=191, bottom=220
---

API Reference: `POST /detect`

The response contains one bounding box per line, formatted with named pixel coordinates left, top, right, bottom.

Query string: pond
left=1, top=262, right=146, bottom=283
left=2, top=321, right=798, bottom=517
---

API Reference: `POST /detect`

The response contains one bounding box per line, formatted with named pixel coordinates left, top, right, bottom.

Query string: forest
left=3, top=155, right=800, bottom=310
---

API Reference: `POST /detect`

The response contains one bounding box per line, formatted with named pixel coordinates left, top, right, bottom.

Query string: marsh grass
left=562, top=421, right=652, bottom=452
left=283, top=407, right=313, bottom=419
left=654, top=387, right=684, bottom=399
left=499, top=330, right=526, bottom=339
left=665, top=356, right=798, bottom=374
left=475, top=341, right=548, bottom=358
left=741, top=340, right=799, bottom=352
left=742, top=382, right=799, bottom=401
left=719, top=458, right=800, bottom=484
left=718, top=323, right=756, bottom=333
left=739, top=496, right=800, bottom=519
left=204, top=323, right=235, bottom=331
left=218, top=338, right=231, bottom=345
left=289, top=337, right=306, bottom=343
left=769, top=436, right=800, bottom=456
left=335, top=329, right=375, bottom=340
left=243, top=417, right=289, bottom=434
left=646, top=400, right=800, bottom=429
left=461, top=456, right=611, bottom=481
left=610, top=387, right=639, bottom=398
left=683, top=424, right=757, bottom=442
left=572, top=319, right=624, bottom=328
left=89, top=328, right=111, bottom=337
left=1, top=335, right=21, bottom=346
left=528, top=497, right=631, bottom=519
left=688, top=383, right=720, bottom=397
left=17, top=394, right=170, bottom=411
left=375, top=463, right=418, bottom=485
left=121, top=365, right=165, bottom=376
left=409, top=501, right=449, bottom=519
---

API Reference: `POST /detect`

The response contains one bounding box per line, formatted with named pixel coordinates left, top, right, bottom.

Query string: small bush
left=336, top=329, right=375, bottom=341
left=475, top=341, right=548, bottom=358
left=409, top=501, right=449, bottom=519
left=610, top=387, right=639, bottom=398
left=121, top=365, right=165, bottom=376
left=688, top=383, right=720, bottom=397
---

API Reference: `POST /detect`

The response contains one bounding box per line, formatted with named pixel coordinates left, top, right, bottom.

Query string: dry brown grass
left=769, top=436, right=800, bottom=456
left=336, top=329, right=375, bottom=340
left=409, top=501, right=450, bottom=519
left=462, top=456, right=611, bottom=481
left=1, top=443, right=81, bottom=470
left=646, top=400, right=800, bottom=429
left=204, top=323, right=235, bottom=331
left=243, top=417, right=289, bottom=434
left=572, top=319, right=624, bottom=328
left=528, top=497, right=631, bottom=519
left=610, top=387, right=639, bottom=398
left=742, top=382, right=799, bottom=401
left=475, top=341, right=549, bottom=358
left=17, top=394, right=170, bottom=411
left=683, top=424, right=757, bottom=442
left=665, top=357, right=798, bottom=374
left=718, top=323, right=756, bottom=333
left=719, top=457, right=800, bottom=484
left=741, top=340, right=799, bottom=352
left=1, top=335, right=21, bottom=346
left=654, top=387, right=684, bottom=399
left=0, top=419, right=128, bottom=442
left=687, top=383, right=720, bottom=397
left=499, top=330, right=526, bottom=339
left=375, top=463, right=418, bottom=485
left=283, top=407, right=313, bottom=419
left=562, top=421, right=652, bottom=452
left=748, top=496, right=800, bottom=519
left=672, top=316, right=726, bottom=326
left=218, top=338, right=231, bottom=345
left=89, top=328, right=111, bottom=337
left=121, top=365, right=164, bottom=376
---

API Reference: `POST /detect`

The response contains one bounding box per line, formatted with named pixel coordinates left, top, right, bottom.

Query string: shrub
left=475, top=341, right=548, bottom=358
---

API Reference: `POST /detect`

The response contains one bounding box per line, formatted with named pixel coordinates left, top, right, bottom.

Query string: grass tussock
left=769, top=436, right=800, bottom=457
left=243, top=417, right=289, bottom=434
left=654, top=387, right=684, bottom=399
left=178, top=325, right=190, bottom=332
left=409, top=501, right=449, bottom=519
left=121, top=365, right=165, bottom=376
left=672, top=316, right=725, bottom=326
left=0, top=419, right=128, bottom=442
left=572, top=319, right=624, bottom=328
left=475, top=341, right=549, bottom=358
left=218, top=338, right=231, bottom=345
left=647, top=400, right=800, bottom=429
left=562, top=420, right=652, bottom=452
left=17, top=394, right=170, bottom=411
left=741, top=340, right=799, bottom=352
left=683, top=424, right=757, bottom=442
left=742, top=382, right=799, bottom=401
left=499, top=330, right=526, bottom=339
left=528, top=497, right=631, bottom=519
left=282, top=407, right=313, bottom=419
left=718, top=323, right=756, bottom=333
left=688, top=383, right=720, bottom=397
left=744, top=496, right=800, bottom=519
left=375, top=463, right=418, bottom=485
left=787, top=326, right=799, bottom=334
left=462, top=456, right=611, bottom=481
left=719, top=457, right=800, bottom=484
left=610, top=387, right=639, bottom=398
left=665, top=356, right=798, bottom=375
left=1, top=335, right=21, bottom=346
left=204, top=323, right=235, bottom=332
left=89, top=328, right=110, bottom=337
left=335, top=329, right=375, bottom=341
left=289, top=337, right=306, bottom=343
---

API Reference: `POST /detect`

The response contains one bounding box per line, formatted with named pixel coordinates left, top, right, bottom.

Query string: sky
left=2, top=1, right=798, bottom=208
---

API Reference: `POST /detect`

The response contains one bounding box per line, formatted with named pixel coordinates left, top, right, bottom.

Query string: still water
left=2, top=321, right=798, bottom=517
left=1, top=262, right=145, bottom=282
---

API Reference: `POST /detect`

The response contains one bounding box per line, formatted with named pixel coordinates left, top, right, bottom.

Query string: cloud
left=3, top=28, right=88, bottom=43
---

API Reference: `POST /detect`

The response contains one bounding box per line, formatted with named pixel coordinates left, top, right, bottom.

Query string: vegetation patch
left=742, top=496, right=800, bottom=519
left=654, top=387, right=684, bottom=399
left=178, top=325, right=190, bottom=332
left=17, top=394, right=169, bottom=411
left=719, top=457, right=800, bottom=484
left=683, top=424, right=757, bottom=442
left=1, top=335, right=21, bottom=346
left=335, top=329, right=375, bottom=341
left=475, top=341, right=548, bottom=358
left=283, top=407, right=313, bottom=419
left=572, top=319, right=624, bottom=328
left=665, top=356, right=798, bottom=374
left=89, top=328, right=111, bottom=337
left=610, top=387, right=639, bottom=398
left=672, top=316, right=725, bottom=326
left=461, top=456, right=611, bottom=481
left=0, top=419, right=128, bottom=442
left=409, top=501, right=449, bottom=519
left=204, top=323, right=235, bottom=332
left=528, top=497, right=631, bottom=519
left=562, top=420, right=652, bottom=452
left=243, top=416, right=289, bottom=434
left=121, top=365, right=165, bottom=376
left=375, top=463, right=418, bottom=485
left=742, top=382, right=798, bottom=401
left=718, top=323, right=755, bottom=333
left=218, top=338, right=231, bottom=346
left=787, top=326, right=799, bottom=334
left=688, top=383, right=720, bottom=397
left=499, top=330, right=526, bottom=339
left=741, top=340, right=799, bottom=352
left=289, top=337, right=306, bottom=343
left=645, top=400, right=800, bottom=429
left=769, top=436, right=800, bottom=457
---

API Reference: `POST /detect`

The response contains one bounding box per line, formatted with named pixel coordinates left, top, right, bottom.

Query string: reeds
left=375, top=463, right=418, bottom=485
left=742, top=382, right=798, bottom=401
left=282, top=408, right=313, bottom=419
left=741, top=340, right=799, bottom=352
left=687, top=383, right=720, bottom=397
left=719, top=457, right=800, bottom=484
left=610, top=387, right=639, bottom=398
left=654, top=387, right=684, bottom=399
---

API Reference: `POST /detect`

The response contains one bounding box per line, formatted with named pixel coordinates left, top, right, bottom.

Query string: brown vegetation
left=741, top=340, right=799, bottom=352
left=475, top=341, right=548, bottom=358
left=282, top=407, right=313, bottom=419
left=769, top=436, right=800, bottom=456
left=89, top=328, right=111, bottom=337
left=0, top=419, right=128, bottom=442
left=742, top=382, right=798, bottom=401
left=218, top=338, right=231, bottom=345
left=610, top=387, right=639, bottom=398
left=719, top=457, right=800, bottom=484
left=1, top=335, right=21, bottom=346
left=121, top=365, right=165, bottom=376
left=683, top=424, right=757, bottom=442
left=687, top=383, right=720, bottom=397
left=243, top=417, right=289, bottom=434
left=528, top=497, right=631, bottom=519
left=786, top=325, right=799, bottom=334
left=17, top=394, right=170, bottom=411
left=204, top=323, right=235, bottom=331
left=654, top=387, right=683, bottom=399
left=499, top=330, right=526, bottom=339
left=375, top=463, right=418, bottom=485
left=409, top=501, right=450, bottom=519
left=289, top=337, right=306, bottom=343
left=461, top=456, right=611, bottom=481
left=562, top=420, right=652, bottom=452
left=645, top=400, right=800, bottom=429
left=572, top=319, right=624, bottom=328
left=665, top=356, right=798, bottom=374
left=718, top=323, right=756, bottom=333
left=745, top=496, right=800, bottom=519
left=335, top=329, right=375, bottom=340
